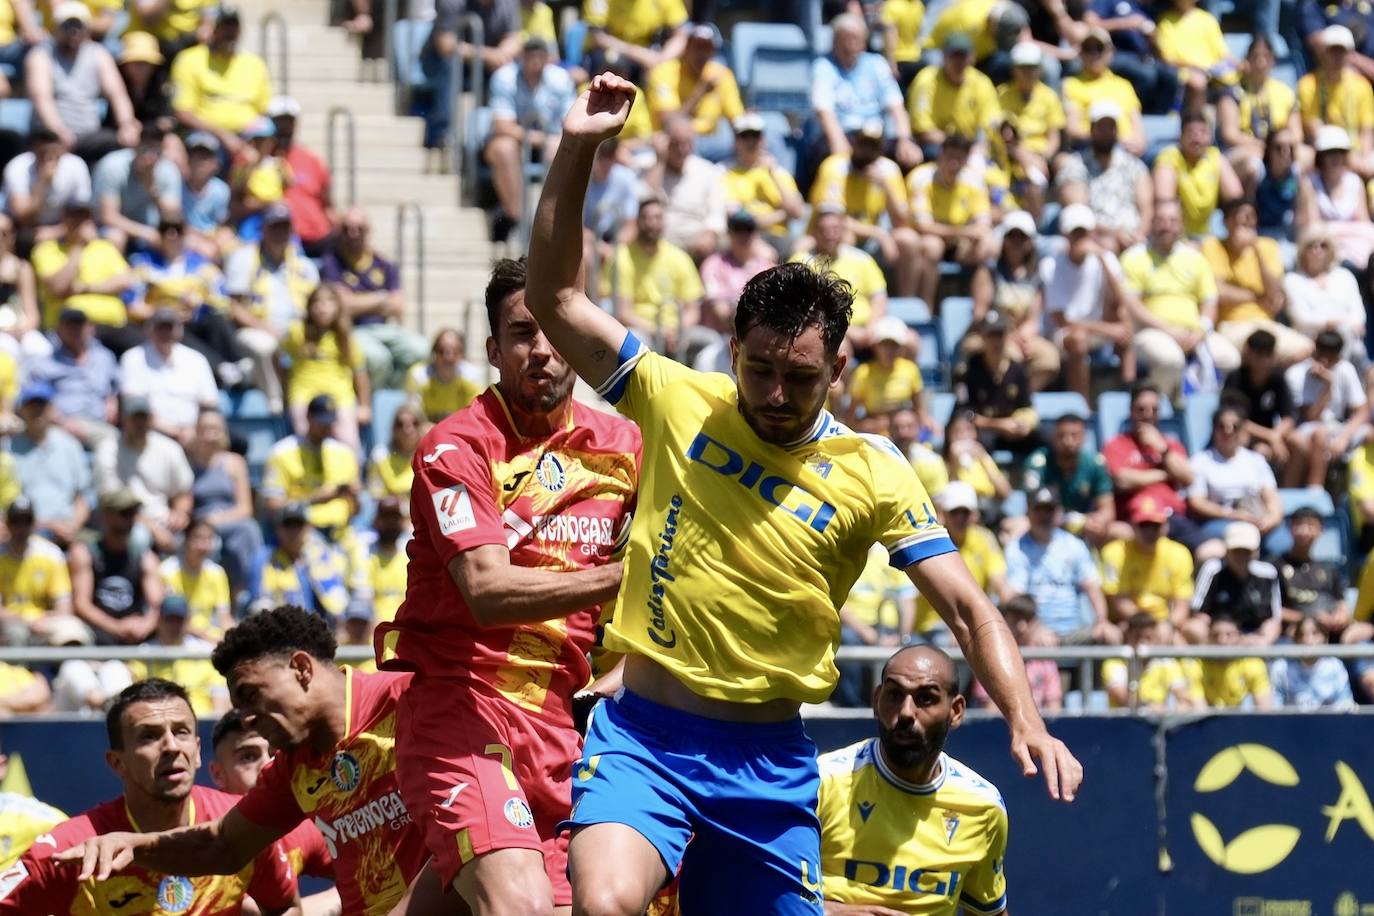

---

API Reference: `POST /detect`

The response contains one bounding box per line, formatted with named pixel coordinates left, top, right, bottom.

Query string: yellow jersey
left=1201, top=235, right=1282, bottom=324
left=645, top=59, right=744, bottom=134
left=809, top=154, right=906, bottom=230
left=1298, top=70, right=1374, bottom=145
left=262, top=435, right=360, bottom=532
left=582, top=0, right=686, bottom=46
left=1155, top=7, right=1233, bottom=81
left=605, top=240, right=704, bottom=331
left=31, top=238, right=130, bottom=328
left=1349, top=444, right=1374, bottom=540
left=1119, top=242, right=1217, bottom=331
left=908, top=163, right=991, bottom=229
left=0, top=793, right=65, bottom=868
left=881, top=0, right=926, bottom=63
left=595, top=339, right=955, bottom=703
left=851, top=357, right=924, bottom=416
left=520, top=0, right=557, bottom=45
left=130, top=0, right=212, bottom=42
left=1101, top=657, right=1197, bottom=708
left=159, top=555, right=231, bottom=639
left=405, top=362, right=483, bottom=424
left=351, top=539, right=409, bottom=625
left=368, top=445, right=414, bottom=501
left=1352, top=548, right=1374, bottom=622
left=281, top=323, right=365, bottom=408
left=818, top=740, right=1008, bottom=915
left=1062, top=71, right=1142, bottom=143
left=925, top=0, right=998, bottom=60
left=1099, top=537, right=1193, bottom=622
left=127, top=645, right=226, bottom=716
left=915, top=525, right=1003, bottom=633
left=996, top=81, right=1065, bottom=156
left=843, top=544, right=916, bottom=630
left=722, top=162, right=799, bottom=237
left=1232, top=77, right=1296, bottom=140
left=0, top=535, right=70, bottom=622
left=1196, top=656, right=1270, bottom=708
left=908, top=65, right=1000, bottom=140
left=170, top=45, right=272, bottom=134
left=788, top=246, right=886, bottom=330
left=1153, top=145, right=1225, bottom=237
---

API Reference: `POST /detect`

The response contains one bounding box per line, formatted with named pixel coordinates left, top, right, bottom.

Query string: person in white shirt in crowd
left=1285, top=329, right=1371, bottom=484
left=1282, top=224, right=1367, bottom=365
left=93, top=395, right=195, bottom=555
left=4, top=128, right=92, bottom=238
left=117, top=307, right=218, bottom=447
left=1187, top=401, right=1284, bottom=562
left=1041, top=204, right=1137, bottom=398
left=46, top=614, right=131, bottom=714
left=649, top=114, right=727, bottom=262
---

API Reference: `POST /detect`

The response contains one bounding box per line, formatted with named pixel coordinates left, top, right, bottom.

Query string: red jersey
left=282, top=820, right=333, bottom=880
left=1102, top=431, right=1190, bottom=519
left=283, top=145, right=332, bottom=244
left=0, top=785, right=295, bottom=916
left=376, top=387, right=640, bottom=725
left=235, top=668, right=425, bottom=916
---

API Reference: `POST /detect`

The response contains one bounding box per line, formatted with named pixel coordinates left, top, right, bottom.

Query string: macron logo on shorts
left=433, top=485, right=476, bottom=535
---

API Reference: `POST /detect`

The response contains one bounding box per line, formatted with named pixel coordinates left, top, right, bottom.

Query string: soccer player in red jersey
left=0, top=678, right=299, bottom=916
left=208, top=710, right=337, bottom=913
left=373, top=257, right=640, bottom=914
left=57, top=606, right=432, bottom=916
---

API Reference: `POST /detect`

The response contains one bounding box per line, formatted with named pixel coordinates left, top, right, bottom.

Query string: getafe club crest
left=157, top=876, right=194, bottom=913
left=330, top=751, right=362, bottom=792
left=536, top=452, right=566, bottom=492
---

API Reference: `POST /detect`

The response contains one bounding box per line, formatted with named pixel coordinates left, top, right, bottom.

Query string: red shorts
left=394, top=675, right=581, bottom=902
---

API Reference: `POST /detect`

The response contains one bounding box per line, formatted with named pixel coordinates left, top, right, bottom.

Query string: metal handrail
left=258, top=12, right=290, bottom=94
left=454, top=12, right=485, bottom=204
left=325, top=105, right=358, bottom=206
left=395, top=201, right=426, bottom=334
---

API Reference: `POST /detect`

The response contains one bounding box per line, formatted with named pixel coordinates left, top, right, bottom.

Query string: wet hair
left=106, top=679, right=193, bottom=750
left=210, top=709, right=250, bottom=752
left=484, top=257, right=527, bottom=338
left=211, top=605, right=337, bottom=678
left=734, top=263, right=853, bottom=357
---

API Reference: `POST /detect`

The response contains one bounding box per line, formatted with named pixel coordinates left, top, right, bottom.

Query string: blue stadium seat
left=563, top=18, right=588, bottom=66
left=888, top=297, right=931, bottom=325
left=731, top=22, right=809, bottom=90
left=938, top=296, right=974, bottom=358
left=230, top=417, right=288, bottom=487
left=928, top=390, right=956, bottom=432
left=0, top=99, right=32, bottom=135
left=759, top=110, right=798, bottom=175
left=915, top=323, right=943, bottom=388
left=749, top=53, right=814, bottom=118
left=368, top=388, right=410, bottom=455
left=227, top=388, right=272, bottom=419
left=813, top=25, right=832, bottom=56
left=1182, top=391, right=1220, bottom=453
left=391, top=19, right=431, bottom=89
left=1279, top=488, right=1336, bottom=518
left=1033, top=391, right=1093, bottom=445
left=1142, top=114, right=1180, bottom=165
left=1002, top=490, right=1027, bottom=519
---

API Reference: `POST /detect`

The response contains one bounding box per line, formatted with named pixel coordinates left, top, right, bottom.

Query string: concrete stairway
left=235, top=0, right=497, bottom=365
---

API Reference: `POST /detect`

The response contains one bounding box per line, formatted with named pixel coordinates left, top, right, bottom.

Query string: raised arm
left=526, top=73, right=643, bottom=390
left=56, top=808, right=285, bottom=881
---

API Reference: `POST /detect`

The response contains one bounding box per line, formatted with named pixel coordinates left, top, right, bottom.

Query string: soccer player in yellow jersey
left=818, top=646, right=1008, bottom=915
left=526, top=73, right=1080, bottom=916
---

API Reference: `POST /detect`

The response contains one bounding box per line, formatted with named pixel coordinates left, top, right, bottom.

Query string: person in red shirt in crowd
left=1102, top=381, right=1205, bottom=552
left=374, top=256, right=641, bottom=915
left=207, top=709, right=336, bottom=913
left=269, top=95, right=338, bottom=258
left=56, top=607, right=434, bottom=916
left=1, top=678, right=299, bottom=916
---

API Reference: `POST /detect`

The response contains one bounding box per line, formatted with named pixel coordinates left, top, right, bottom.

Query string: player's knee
left=572, top=883, right=649, bottom=916
left=480, top=884, right=555, bottom=916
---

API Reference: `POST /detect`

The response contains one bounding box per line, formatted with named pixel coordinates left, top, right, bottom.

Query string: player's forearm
left=136, top=823, right=253, bottom=876
left=528, top=136, right=597, bottom=322
left=454, top=555, right=623, bottom=627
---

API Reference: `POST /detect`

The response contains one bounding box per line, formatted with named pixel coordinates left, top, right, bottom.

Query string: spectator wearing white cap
left=1296, top=123, right=1374, bottom=265
left=26, top=2, right=140, bottom=164
left=967, top=209, right=1059, bottom=391
left=1041, top=203, right=1137, bottom=398
left=271, top=94, right=339, bottom=258
left=1189, top=520, right=1282, bottom=645
left=1055, top=99, right=1152, bottom=253
left=1298, top=25, right=1374, bottom=176
left=908, top=31, right=1000, bottom=152
left=721, top=112, right=804, bottom=250
left=646, top=24, right=743, bottom=161
left=994, top=41, right=1063, bottom=178
left=1060, top=29, right=1146, bottom=157
left=847, top=314, right=929, bottom=423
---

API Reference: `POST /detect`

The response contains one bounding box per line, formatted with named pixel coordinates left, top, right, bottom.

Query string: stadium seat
left=0, top=99, right=32, bottom=135
left=1279, top=488, right=1336, bottom=518
left=1001, top=490, right=1027, bottom=519
left=1142, top=114, right=1180, bottom=165
left=730, top=22, right=809, bottom=90
left=938, top=296, right=974, bottom=359
left=749, top=53, right=814, bottom=118
left=888, top=297, right=932, bottom=325
left=230, top=417, right=289, bottom=487
left=915, top=323, right=943, bottom=388
left=929, top=390, right=956, bottom=432
left=1182, top=391, right=1220, bottom=453
left=812, top=25, right=832, bottom=55
left=227, top=388, right=272, bottom=420
left=1096, top=390, right=1174, bottom=444
left=1033, top=391, right=1093, bottom=446
left=368, top=388, right=410, bottom=455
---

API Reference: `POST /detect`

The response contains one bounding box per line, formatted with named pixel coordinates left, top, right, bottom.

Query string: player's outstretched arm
left=909, top=552, right=1084, bottom=803
left=55, top=809, right=286, bottom=881
left=526, top=72, right=640, bottom=390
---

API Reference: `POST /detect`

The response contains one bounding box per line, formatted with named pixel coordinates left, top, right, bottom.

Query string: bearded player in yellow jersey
left=527, top=73, right=1081, bottom=916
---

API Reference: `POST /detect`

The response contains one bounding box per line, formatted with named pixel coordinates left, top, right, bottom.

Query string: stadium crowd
left=0, top=0, right=1359, bottom=740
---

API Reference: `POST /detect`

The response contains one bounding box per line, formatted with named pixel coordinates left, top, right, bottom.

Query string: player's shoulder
left=570, top=399, right=643, bottom=449
left=818, top=737, right=879, bottom=782
left=940, top=753, right=1007, bottom=814
left=349, top=666, right=413, bottom=709
left=190, top=784, right=246, bottom=819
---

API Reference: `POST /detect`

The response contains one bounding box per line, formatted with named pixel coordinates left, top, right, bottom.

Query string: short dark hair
left=106, top=679, right=193, bottom=750
left=1182, top=110, right=1209, bottom=130
left=735, top=263, right=852, bottom=356
left=1290, top=506, right=1323, bottom=525
left=211, top=708, right=249, bottom=752
left=1315, top=329, right=1344, bottom=354
left=211, top=605, right=337, bottom=678
left=1055, top=413, right=1088, bottom=428
left=1220, top=196, right=1256, bottom=221
left=1211, top=612, right=1240, bottom=629
left=1246, top=32, right=1274, bottom=58
left=1245, top=329, right=1277, bottom=354
left=1214, top=401, right=1248, bottom=425
left=637, top=197, right=664, bottom=217
left=484, top=257, right=527, bottom=338
left=1129, top=380, right=1159, bottom=405
left=942, top=133, right=973, bottom=155
left=1004, top=594, right=1039, bottom=619
left=1126, top=612, right=1156, bottom=632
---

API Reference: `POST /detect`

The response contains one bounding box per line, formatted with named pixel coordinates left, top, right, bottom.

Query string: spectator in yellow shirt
left=129, top=0, right=212, bottom=50
left=1154, top=0, right=1237, bottom=111
left=1218, top=34, right=1301, bottom=191
left=604, top=198, right=704, bottom=353
left=159, top=517, right=231, bottom=641
left=914, top=481, right=1013, bottom=640
left=1153, top=111, right=1243, bottom=238
left=262, top=396, right=361, bottom=534
left=349, top=496, right=409, bottom=626
left=1197, top=613, right=1274, bottom=708
left=721, top=113, right=804, bottom=242
left=788, top=206, right=888, bottom=348
left=278, top=285, right=370, bottom=455
left=1100, top=496, right=1194, bottom=627
left=31, top=198, right=143, bottom=353
left=996, top=41, right=1064, bottom=172
left=807, top=121, right=921, bottom=297
left=405, top=327, right=483, bottom=424
left=1103, top=614, right=1200, bottom=710
left=908, top=134, right=995, bottom=306
left=368, top=403, right=424, bottom=504
left=1298, top=25, right=1374, bottom=175
left=1061, top=29, right=1146, bottom=158
left=848, top=315, right=923, bottom=417
left=0, top=497, right=72, bottom=645
left=924, top=0, right=1000, bottom=62
left=646, top=24, right=743, bottom=150
left=582, top=0, right=688, bottom=72
left=907, top=32, right=1000, bottom=151
left=170, top=7, right=272, bottom=156
left=881, top=0, right=925, bottom=87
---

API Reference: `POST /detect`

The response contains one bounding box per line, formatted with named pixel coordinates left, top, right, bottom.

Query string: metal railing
left=325, top=106, right=358, bottom=207
left=394, top=201, right=426, bottom=333
left=453, top=13, right=484, bottom=205
left=258, top=12, right=290, bottom=94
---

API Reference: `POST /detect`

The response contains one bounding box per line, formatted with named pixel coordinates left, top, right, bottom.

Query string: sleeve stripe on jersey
left=890, top=532, right=957, bottom=569
left=593, top=331, right=647, bottom=405
left=962, top=892, right=1008, bottom=914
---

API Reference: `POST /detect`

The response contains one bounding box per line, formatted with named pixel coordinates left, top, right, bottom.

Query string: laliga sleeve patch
left=433, top=484, right=477, bottom=535
left=0, top=860, right=28, bottom=899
